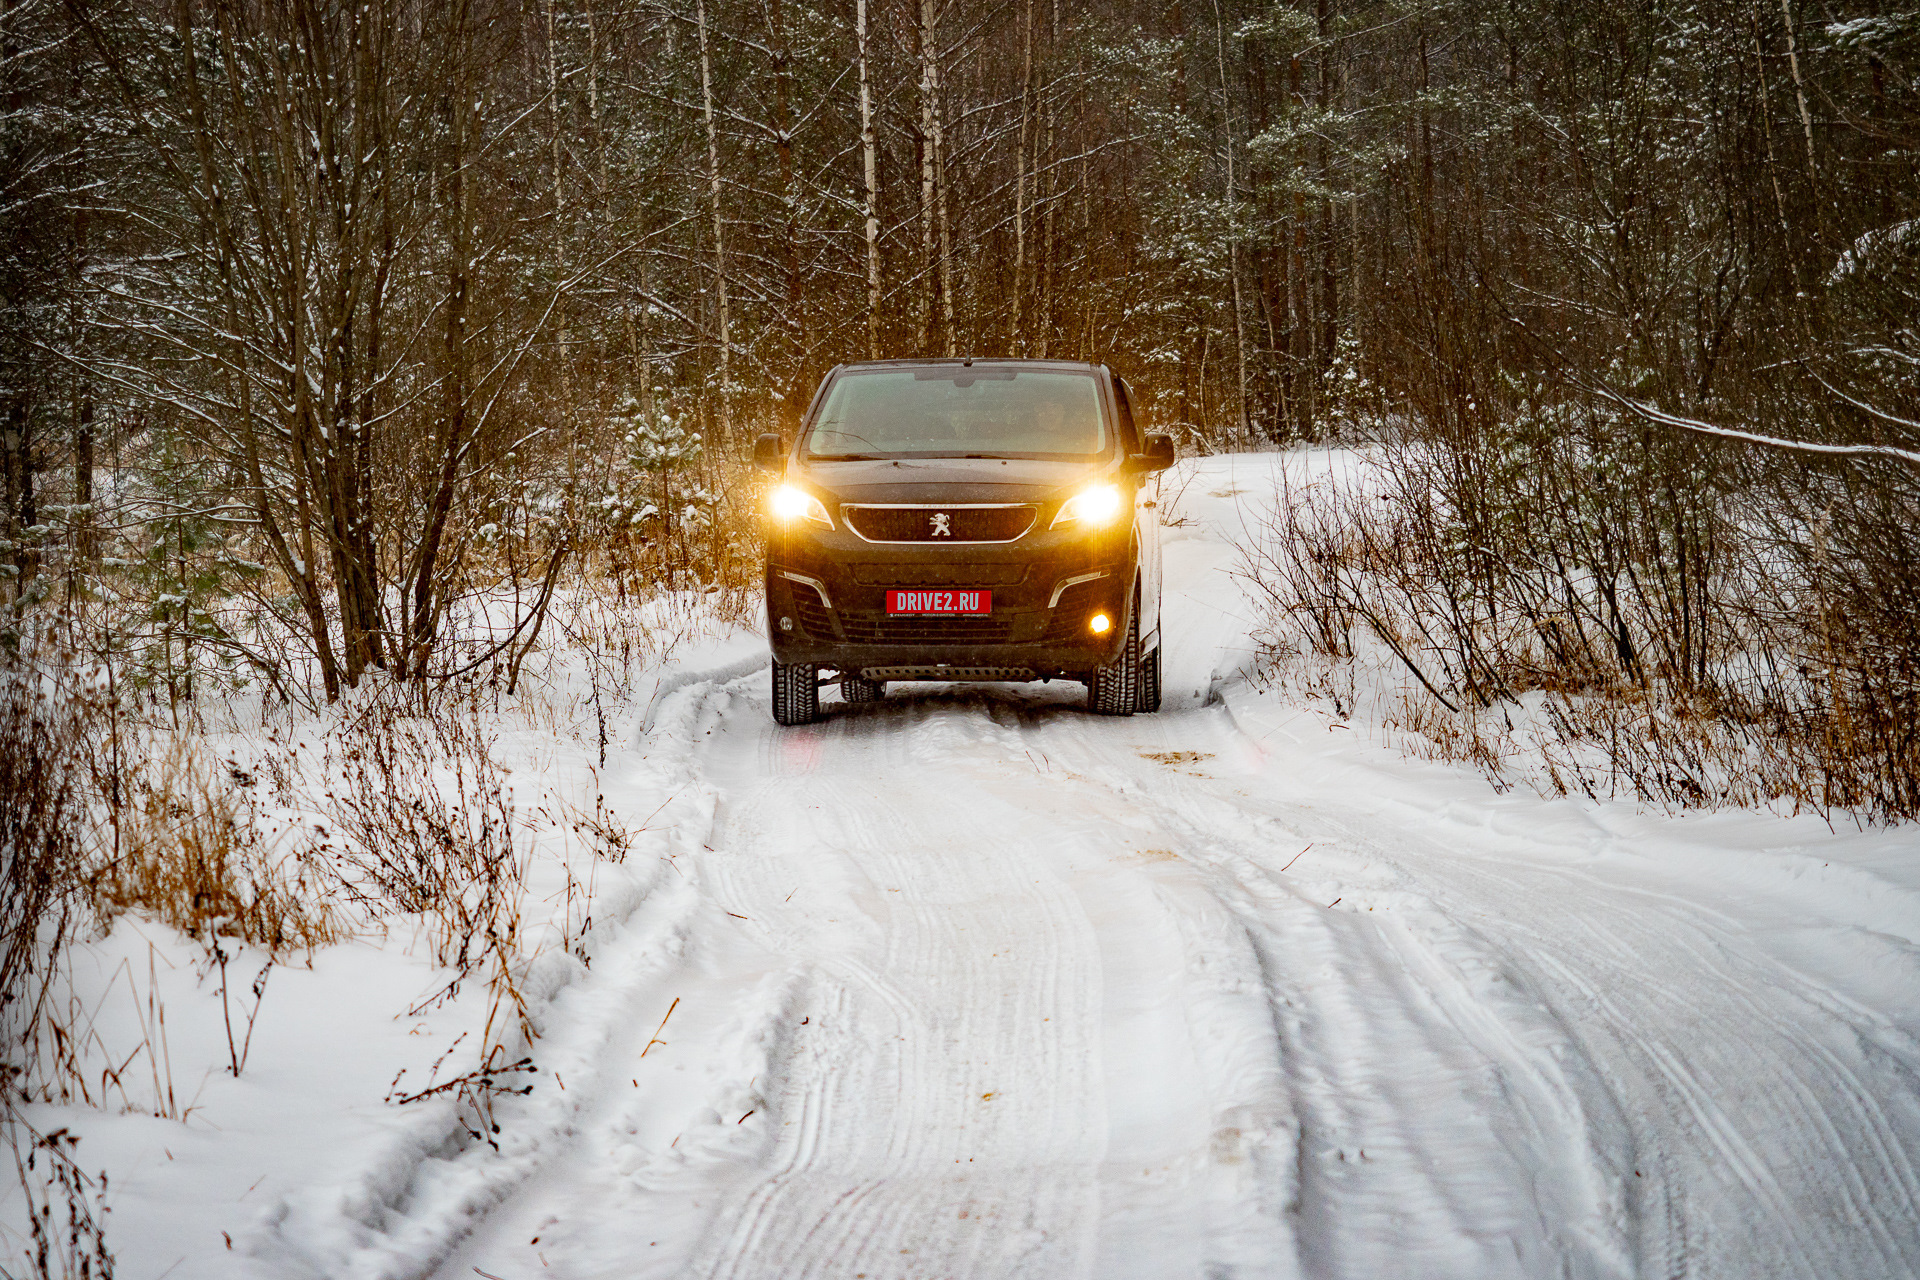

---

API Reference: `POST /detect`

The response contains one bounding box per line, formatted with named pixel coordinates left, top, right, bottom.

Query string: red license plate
left=887, top=589, right=992, bottom=615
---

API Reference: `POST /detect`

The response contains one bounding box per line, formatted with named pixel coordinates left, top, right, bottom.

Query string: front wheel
left=771, top=659, right=821, bottom=725
left=1138, top=641, right=1162, bottom=713
left=1087, top=610, right=1141, bottom=716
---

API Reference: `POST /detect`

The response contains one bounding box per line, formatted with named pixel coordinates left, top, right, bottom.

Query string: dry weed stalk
left=2, top=623, right=119, bottom=1110
left=318, top=690, right=548, bottom=1104
left=382, top=1031, right=536, bottom=1153
left=4, top=1117, right=113, bottom=1280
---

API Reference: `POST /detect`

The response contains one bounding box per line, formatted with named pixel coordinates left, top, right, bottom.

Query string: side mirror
left=752, top=432, right=785, bottom=474
left=1137, top=434, right=1176, bottom=472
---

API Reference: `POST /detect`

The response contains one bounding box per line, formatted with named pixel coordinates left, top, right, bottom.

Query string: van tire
left=843, top=675, right=886, bottom=704
left=1138, top=642, right=1162, bottom=713
left=1087, top=612, right=1140, bottom=716
left=772, top=659, right=821, bottom=725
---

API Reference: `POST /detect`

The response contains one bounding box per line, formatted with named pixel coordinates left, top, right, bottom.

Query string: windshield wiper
left=810, top=452, right=885, bottom=461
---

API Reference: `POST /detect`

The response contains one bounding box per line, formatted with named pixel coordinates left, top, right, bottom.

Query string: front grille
left=788, top=582, right=834, bottom=639
left=836, top=612, right=1014, bottom=644
left=844, top=505, right=1037, bottom=544
left=849, top=563, right=1028, bottom=586
left=1042, top=580, right=1104, bottom=642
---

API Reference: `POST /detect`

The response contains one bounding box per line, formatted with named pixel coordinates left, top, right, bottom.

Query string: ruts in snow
left=419, top=454, right=1920, bottom=1280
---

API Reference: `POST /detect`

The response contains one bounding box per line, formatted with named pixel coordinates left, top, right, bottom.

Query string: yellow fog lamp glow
left=1050, top=483, right=1124, bottom=529
left=1088, top=612, right=1113, bottom=635
left=771, top=484, right=833, bottom=529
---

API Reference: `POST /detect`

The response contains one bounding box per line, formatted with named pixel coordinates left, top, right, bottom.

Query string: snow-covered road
left=409, top=455, right=1920, bottom=1280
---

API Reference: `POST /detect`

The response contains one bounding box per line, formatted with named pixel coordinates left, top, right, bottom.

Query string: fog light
left=1089, top=612, right=1112, bottom=634
left=779, top=616, right=794, bottom=631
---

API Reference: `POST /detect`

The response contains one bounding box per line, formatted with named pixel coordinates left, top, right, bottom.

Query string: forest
left=1, top=0, right=1916, bottom=808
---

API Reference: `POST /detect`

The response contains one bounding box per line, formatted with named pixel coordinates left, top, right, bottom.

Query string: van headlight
left=771, top=485, right=834, bottom=530
left=1051, top=483, right=1124, bottom=529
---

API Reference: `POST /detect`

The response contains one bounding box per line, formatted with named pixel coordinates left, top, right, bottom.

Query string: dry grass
left=324, top=696, right=518, bottom=963
left=0, top=469, right=765, bottom=1273
left=91, top=740, right=342, bottom=956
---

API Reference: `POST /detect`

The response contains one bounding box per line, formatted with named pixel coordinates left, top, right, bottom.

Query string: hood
left=796, top=455, right=1107, bottom=504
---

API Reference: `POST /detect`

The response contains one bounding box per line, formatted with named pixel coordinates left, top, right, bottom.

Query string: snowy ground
left=8, top=452, right=1919, bottom=1280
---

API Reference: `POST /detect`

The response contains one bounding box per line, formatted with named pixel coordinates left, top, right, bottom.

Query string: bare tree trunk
left=1776, top=0, right=1819, bottom=206
left=767, top=0, right=802, bottom=425
left=917, top=0, right=939, bottom=355
left=0, top=399, right=32, bottom=592
left=695, top=0, right=732, bottom=442
left=937, top=116, right=955, bottom=357
left=928, top=4, right=955, bottom=359
left=545, top=0, right=575, bottom=451
left=72, top=394, right=93, bottom=571
left=407, top=0, right=477, bottom=679
left=1012, top=0, right=1034, bottom=353
left=1211, top=0, right=1249, bottom=439
left=1289, top=50, right=1308, bottom=438
left=1037, top=0, right=1058, bottom=357
left=857, top=0, right=882, bottom=359
left=1751, top=8, right=1813, bottom=325
left=154, top=0, right=343, bottom=697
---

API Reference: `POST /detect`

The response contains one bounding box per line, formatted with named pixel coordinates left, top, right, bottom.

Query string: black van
left=754, top=359, right=1174, bottom=725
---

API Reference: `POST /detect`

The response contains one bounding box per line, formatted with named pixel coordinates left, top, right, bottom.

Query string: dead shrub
left=317, top=693, right=537, bottom=1070
left=1, top=624, right=117, bottom=1276
left=1238, top=440, right=1920, bottom=822
left=323, top=697, right=520, bottom=970
left=0, top=625, right=94, bottom=1103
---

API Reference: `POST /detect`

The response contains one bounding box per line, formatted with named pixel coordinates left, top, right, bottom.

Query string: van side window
left=1112, top=377, right=1144, bottom=452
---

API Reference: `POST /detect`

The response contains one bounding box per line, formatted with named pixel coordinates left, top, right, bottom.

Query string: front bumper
left=764, top=544, right=1134, bottom=678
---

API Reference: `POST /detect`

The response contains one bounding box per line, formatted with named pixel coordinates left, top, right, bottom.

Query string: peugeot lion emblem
left=930, top=512, right=953, bottom=537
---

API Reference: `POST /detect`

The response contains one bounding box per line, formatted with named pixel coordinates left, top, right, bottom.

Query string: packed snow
left=7, top=453, right=1918, bottom=1279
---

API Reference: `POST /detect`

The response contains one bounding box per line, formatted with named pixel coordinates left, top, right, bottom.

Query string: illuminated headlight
left=1089, top=613, right=1112, bottom=634
left=1051, top=483, right=1124, bottom=529
left=771, top=484, right=833, bottom=529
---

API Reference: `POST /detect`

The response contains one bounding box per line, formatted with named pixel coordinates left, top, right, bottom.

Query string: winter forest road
left=429, top=456, right=1920, bottom=1280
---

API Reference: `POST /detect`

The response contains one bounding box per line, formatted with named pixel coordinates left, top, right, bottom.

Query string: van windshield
left=805, top=368, right=1109, bottom=460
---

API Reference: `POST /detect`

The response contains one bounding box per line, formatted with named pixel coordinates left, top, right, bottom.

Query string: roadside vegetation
left=1238, top=432, right=1917, bottom=822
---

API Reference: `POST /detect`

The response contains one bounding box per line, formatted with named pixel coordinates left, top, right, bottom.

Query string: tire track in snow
left=957, top=704, right=1303, bottom=1277
left=1045, top=699, right=1920, bottom=1280
left=684, top=703, right=1110, bottom=1279
left=648, top=687, right=1306, bottom=1279
left=1022, top=710, right=1656, bottom=1278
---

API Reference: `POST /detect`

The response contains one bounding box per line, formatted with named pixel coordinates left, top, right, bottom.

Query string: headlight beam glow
left=1050, top=483, right=1125, bottom=529
left=771, top=485, right=834, bottom=529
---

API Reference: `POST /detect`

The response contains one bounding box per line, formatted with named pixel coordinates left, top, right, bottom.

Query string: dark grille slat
left=845, top=505, right=1036, bottom=543
left=849, top=563, right=1028, bottom=586
left=836, top=612, right=1014, bottom=644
